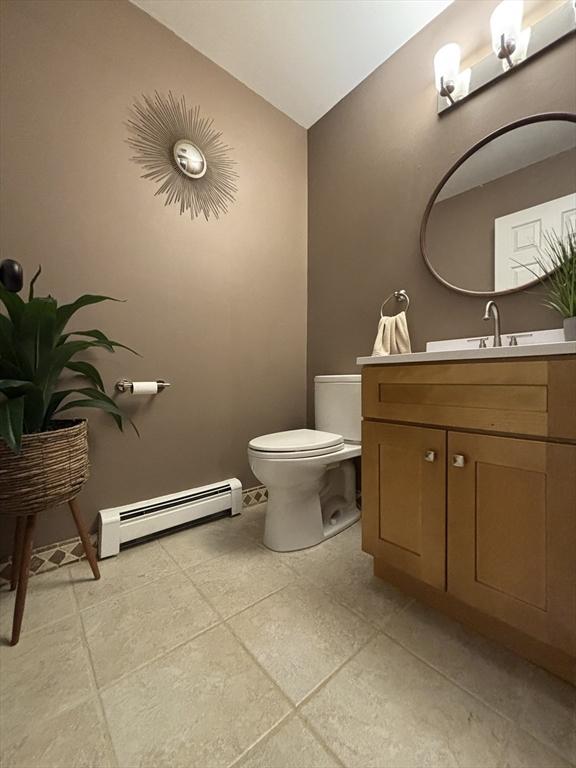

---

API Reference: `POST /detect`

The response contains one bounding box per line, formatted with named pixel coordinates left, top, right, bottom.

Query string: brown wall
left=0, top=0, right=307, bottom=556
left=428, top=148, right=576, bottom=292
left=307, top=0, right=576, bottom=419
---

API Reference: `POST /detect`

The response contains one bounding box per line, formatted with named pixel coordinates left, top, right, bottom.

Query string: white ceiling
left=130, top=0, right=453, bottom=128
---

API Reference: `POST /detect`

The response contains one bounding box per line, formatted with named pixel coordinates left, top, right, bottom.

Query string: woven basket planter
left=0, top=419, right=89, bottom=517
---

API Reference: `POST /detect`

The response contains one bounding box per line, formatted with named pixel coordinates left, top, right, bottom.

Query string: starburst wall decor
left=126, top=91, right=238, bottom=221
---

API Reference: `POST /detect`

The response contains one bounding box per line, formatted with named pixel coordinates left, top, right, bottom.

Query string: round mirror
left=420, top=113, right=576, bottom=296
left=173, top=139, right=207, bottom=179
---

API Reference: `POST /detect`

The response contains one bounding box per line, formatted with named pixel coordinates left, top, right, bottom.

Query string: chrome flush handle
left=452, top=454, right=466, bottom=468
left=424, top=450, right=437, bottom=462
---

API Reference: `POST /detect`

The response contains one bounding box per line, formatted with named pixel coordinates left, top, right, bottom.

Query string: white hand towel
left=372, top=311, right=412, bottom=356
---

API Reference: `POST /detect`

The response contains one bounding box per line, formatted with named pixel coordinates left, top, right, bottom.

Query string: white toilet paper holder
left=115, top=378, right=171, bottom=393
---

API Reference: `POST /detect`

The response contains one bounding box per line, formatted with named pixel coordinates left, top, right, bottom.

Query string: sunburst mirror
left=126, top=91, right=238, bottom=221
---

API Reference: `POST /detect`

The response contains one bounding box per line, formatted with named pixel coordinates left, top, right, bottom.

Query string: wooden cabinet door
left=362, top=421, right=446, bottom=589
left=447, top=432, right=576, bottom=654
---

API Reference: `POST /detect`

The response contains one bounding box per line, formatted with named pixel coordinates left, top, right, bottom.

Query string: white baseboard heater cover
left=98, top=478, right=242, bottom=558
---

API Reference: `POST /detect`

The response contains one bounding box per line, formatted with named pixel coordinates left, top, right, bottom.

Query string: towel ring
left=380, top=289, right=410, bottom=318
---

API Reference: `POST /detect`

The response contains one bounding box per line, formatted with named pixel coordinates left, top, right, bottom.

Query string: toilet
left=248, top=375, right=361, bottom=552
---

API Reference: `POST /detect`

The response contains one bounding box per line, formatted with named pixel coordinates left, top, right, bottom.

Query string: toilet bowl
left=247, top=375, right=361, bottom=552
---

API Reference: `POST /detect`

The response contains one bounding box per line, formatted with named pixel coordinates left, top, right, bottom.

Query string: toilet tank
left=314, top=375, right=361, bottom=443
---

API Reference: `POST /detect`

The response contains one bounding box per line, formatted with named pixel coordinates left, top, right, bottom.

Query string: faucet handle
left=479, top=337, right=487, bottom=349
left=509, top=335, right=518, bottom=346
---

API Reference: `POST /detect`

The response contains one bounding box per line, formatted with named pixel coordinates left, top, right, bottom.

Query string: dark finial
left=0, top=259, right=24, bottom=293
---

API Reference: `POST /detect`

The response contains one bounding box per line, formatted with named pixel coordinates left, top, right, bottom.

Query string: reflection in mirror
left=173, top=139, right=207, bottom=179
left=424, top=118, right=576, bottom=295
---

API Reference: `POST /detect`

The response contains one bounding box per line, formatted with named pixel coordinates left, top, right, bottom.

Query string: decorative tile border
left=242, top=485, right=268, bottom=507
left=0, top=534, right=97, bottom=586
left=0, top=485, right=268, bottom=585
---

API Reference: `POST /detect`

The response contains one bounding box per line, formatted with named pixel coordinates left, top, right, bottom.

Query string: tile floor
left=0, top=505, right=574, bottom=768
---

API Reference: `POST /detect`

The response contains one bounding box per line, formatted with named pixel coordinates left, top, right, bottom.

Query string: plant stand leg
left=68, top=498, right=100, bottom=580
left=11, top=515, right=36, bottom=646
left=10, top=517, right=25, bottom=591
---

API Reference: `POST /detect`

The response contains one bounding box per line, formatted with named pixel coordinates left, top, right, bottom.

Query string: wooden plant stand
left=9, top=498, right=100, bottom=646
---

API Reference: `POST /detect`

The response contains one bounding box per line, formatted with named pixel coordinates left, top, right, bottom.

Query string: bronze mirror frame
left=419, top=111, right=576, bottom=297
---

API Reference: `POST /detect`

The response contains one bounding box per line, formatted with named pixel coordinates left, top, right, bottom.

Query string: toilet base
left=262, top=458, right=360, bottom=552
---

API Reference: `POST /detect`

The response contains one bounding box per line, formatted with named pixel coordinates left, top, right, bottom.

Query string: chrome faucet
left=483, top=300, right=502, bottom=347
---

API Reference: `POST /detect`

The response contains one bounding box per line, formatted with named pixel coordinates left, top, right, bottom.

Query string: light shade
left=490, top=0, right=524, bottom=56
left=454, top=68, right=472, bottom=101
left=434, top=43, right=461, bottom=93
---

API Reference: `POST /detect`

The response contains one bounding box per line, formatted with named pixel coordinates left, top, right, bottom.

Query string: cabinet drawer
left=362, top=358, right=576, bottom=439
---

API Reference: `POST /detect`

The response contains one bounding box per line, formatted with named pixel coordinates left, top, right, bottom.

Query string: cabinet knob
left=424, top=450, right=436, bottom=462
left=452, top=454, right=466, bottom=468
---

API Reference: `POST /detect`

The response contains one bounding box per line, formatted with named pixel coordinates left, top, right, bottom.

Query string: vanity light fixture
left=434, top=0, right=575, bottom=114
left=433, top=43, right=471, bottom=105
left=490, top=0, right=531, bottom=70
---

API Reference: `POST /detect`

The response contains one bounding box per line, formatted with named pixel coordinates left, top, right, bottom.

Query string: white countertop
left=357, top=340, right=576, bottom=366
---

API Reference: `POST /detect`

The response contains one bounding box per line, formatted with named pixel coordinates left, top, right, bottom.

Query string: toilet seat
left=248, top=429, right=344, bottom=460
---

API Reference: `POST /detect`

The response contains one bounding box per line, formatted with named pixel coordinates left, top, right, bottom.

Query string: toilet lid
left=249, top=429, right=343, bottom=454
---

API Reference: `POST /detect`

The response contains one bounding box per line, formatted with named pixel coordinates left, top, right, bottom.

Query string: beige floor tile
left=0, top=697, right=115, bottom=768
left=517, top=665, right=576, bottom=764
left=268, top=522, right=362, bottom=582
left=159, top=515, right=255, bottom=568
left=238, top=504, right=267, bottom=542
left=188, top=543, right=294, bottom=618
left=82, top=571, right=219, bottom=688
left=286, top=534, right=410, bottom=630
left=500, top=726, right=573, bottom=768
left=301, top=633, right=510, bottom=768
left=385, top=601, right=531, bottom=722
left=237, top=715, right=340, bottom=768
left=70, top=540, right=178, bottom=610
left=0, top=616, right=95, bottom=753
left=101, top=624, right=291, bottom=768
left=0, top=567, right=77, bottom=640
left=230, top=581, right=375, bottom=703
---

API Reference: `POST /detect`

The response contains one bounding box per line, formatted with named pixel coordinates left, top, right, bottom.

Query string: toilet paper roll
left=131, top=381, right=159, bottom=395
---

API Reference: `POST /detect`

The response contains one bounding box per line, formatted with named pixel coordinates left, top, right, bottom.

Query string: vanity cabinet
left=362, top=357, right=576, bottom=682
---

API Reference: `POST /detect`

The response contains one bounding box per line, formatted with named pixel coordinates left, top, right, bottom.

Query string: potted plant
left=528, top=225, right=576, bottom=341
left=0, top=265, right=138, bottom=644
left=0, top=269, right=136, bottom=456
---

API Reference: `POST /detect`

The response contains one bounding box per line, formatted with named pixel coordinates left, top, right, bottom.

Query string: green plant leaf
left=56, top=395, right=139, bottom=436
left=0, top=395, right=25, bottom=452
left=28, top=266, right=42, bottom=301
left=22, top=385, right=46, bottom=433
left=17, top=297, right=58, bottom=378
left=0, top=282, right=25, bottom=326
left=62, top=387, right=130, bottom=432
left=0, top=313, right=18, bottom=365
left=514, top=225, right=576, bottom=319
left=65, top=361, right=105, bottom=390
left=55, top=295, right=122, bottom=337
left=39, top=339, right=114, bottom=393
left=0, top=360, right=24, bottom=379
left=0, top=379, right=34, bottom=393
left=59, top=329, right=139, bottom=355
left=43, top=388, right=79, bottom=426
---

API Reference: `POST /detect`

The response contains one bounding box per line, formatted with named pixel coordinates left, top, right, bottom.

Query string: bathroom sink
left=357, top=328, right=576, bottom=365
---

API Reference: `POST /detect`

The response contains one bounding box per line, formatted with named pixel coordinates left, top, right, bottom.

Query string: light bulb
left=491, top=0, right=524, bottom=59
left=434, top=43, right=461, bottom=95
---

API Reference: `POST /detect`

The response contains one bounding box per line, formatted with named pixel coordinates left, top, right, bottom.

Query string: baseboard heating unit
left=98, top=478, right=242, bottom=558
